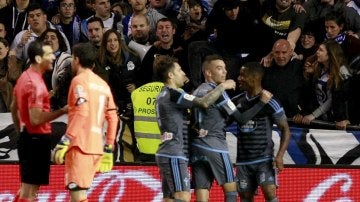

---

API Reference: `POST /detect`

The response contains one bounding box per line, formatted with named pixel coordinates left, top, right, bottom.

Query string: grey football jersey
left=156, top=87, right=194, bottom=160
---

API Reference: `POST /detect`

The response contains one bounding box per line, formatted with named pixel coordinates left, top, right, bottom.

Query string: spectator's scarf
left=326, top=32, right=346, bottom=44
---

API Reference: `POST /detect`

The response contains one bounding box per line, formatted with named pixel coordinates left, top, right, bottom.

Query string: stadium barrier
left=1, top=113, right=360, bottom=201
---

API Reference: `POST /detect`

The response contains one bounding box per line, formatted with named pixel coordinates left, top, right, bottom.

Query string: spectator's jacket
left=54, top=15, right=82, bottom=47
left=11, top=22, right=71, bottom=62
left=51, top=51, right=72, bottom=109
left=0, top=3, right=28, bottom=43
left=94, top=50, right=142, bottom=111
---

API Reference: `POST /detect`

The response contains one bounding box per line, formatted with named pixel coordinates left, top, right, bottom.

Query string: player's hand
left=53, top=135, right=70, bottom=164
left=220, top=79, right=236, bottom=90
left=98, top=144, right=114, bottom=173
left=259, top=90, right=272, bottom=104
left=274, top=155, right=284, bottom=172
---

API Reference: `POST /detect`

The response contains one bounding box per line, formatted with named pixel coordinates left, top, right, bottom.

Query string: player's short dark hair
left=242, top=62, right=264, bottom=79
left=153, top=55, right=178, bottom=82
left=28, top=40, right=45, bottom=64
left=72, top=42, right=97, bottom=68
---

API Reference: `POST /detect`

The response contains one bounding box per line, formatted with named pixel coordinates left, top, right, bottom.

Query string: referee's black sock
left=225, top=191, right=238, bottom=202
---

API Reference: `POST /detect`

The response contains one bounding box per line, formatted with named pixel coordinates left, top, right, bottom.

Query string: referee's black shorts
left=17, top=128, right=51, bottom=185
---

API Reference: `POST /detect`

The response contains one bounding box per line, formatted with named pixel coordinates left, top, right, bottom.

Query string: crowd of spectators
left=0, top=0, right=360, bottom=160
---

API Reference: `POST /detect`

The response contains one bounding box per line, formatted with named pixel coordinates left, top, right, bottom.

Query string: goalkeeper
left=54, top=43, right=119, bottom=202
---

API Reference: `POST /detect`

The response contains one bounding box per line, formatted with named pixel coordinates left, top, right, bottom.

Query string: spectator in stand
left=324, top=10, right=360, bottom=64
left=141, top=18, right=185, bottom=85
left=122, top=0, right=166, bottom=38
left=0, top=22, right=7, bottom=40
left=259, top=0, right=307, bottom=67
left=11, top=3, right=71, bottom=65
left=293, top=54, right=320, bottom=124
left=10, top=40, right=67, bottom=202
left=127, top=14, right=156, bottom=61
left=111, top=1, right=132, bottom=18
left=39, top=29, right=72, bottom=110
left=76, top=0, right=95, bottom=19
left=304, top=0, right=360, bottom=40
left=148, top=0, right=179, bottom=19
left=262, top=39, right=305, bottom=119
left=95, top=29, right=142, bottom=161
left=87, top=17, right=105, bottom=49
left=0, top=38, right=21, bottom=112
left=0, top=0, right=30, bottom=43
left=298, top=40, right=352, bottom=129
left=177, top=0, right=208, bottom=72
left=35, top=0, right=59, bottom=19
left=130, top=14, right=157, bottom=45
left=188, top=0, right=259, bottom=88
left=294, top=27, right=319, bottom=63
left=80, top=0, right=122, bottom=40
left=51, top=0, right=82, bottom=48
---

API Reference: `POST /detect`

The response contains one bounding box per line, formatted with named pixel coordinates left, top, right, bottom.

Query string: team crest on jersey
left=240, top=120, right=256, bottom=133
left=127, top=61, right=135, bottom=70
left=75, top=85, right=87, bottom=105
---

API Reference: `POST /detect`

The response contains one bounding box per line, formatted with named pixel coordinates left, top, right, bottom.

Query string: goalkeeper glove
left=98, top=144, right=114, bottom=173
left=53, top=135, right=70, bottom=164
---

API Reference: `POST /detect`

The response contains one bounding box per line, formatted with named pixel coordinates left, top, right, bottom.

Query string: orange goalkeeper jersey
left=66, top=68, right=119, bottom=154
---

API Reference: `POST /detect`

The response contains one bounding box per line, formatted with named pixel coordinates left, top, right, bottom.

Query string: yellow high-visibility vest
left=131, top=82, right=164, bottom=154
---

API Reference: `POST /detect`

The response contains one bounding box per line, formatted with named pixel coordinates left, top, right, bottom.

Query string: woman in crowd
left=294, top=28, right=318, bottom=63
left=96, top=29, right=142, bottom=114
left=39, top=28, right=72, bottom=110
left=324, top=10, right=360, bottom=68
left=299, top=40, right=352, bottom=129
left=96, top=29, right=142, bottom=161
